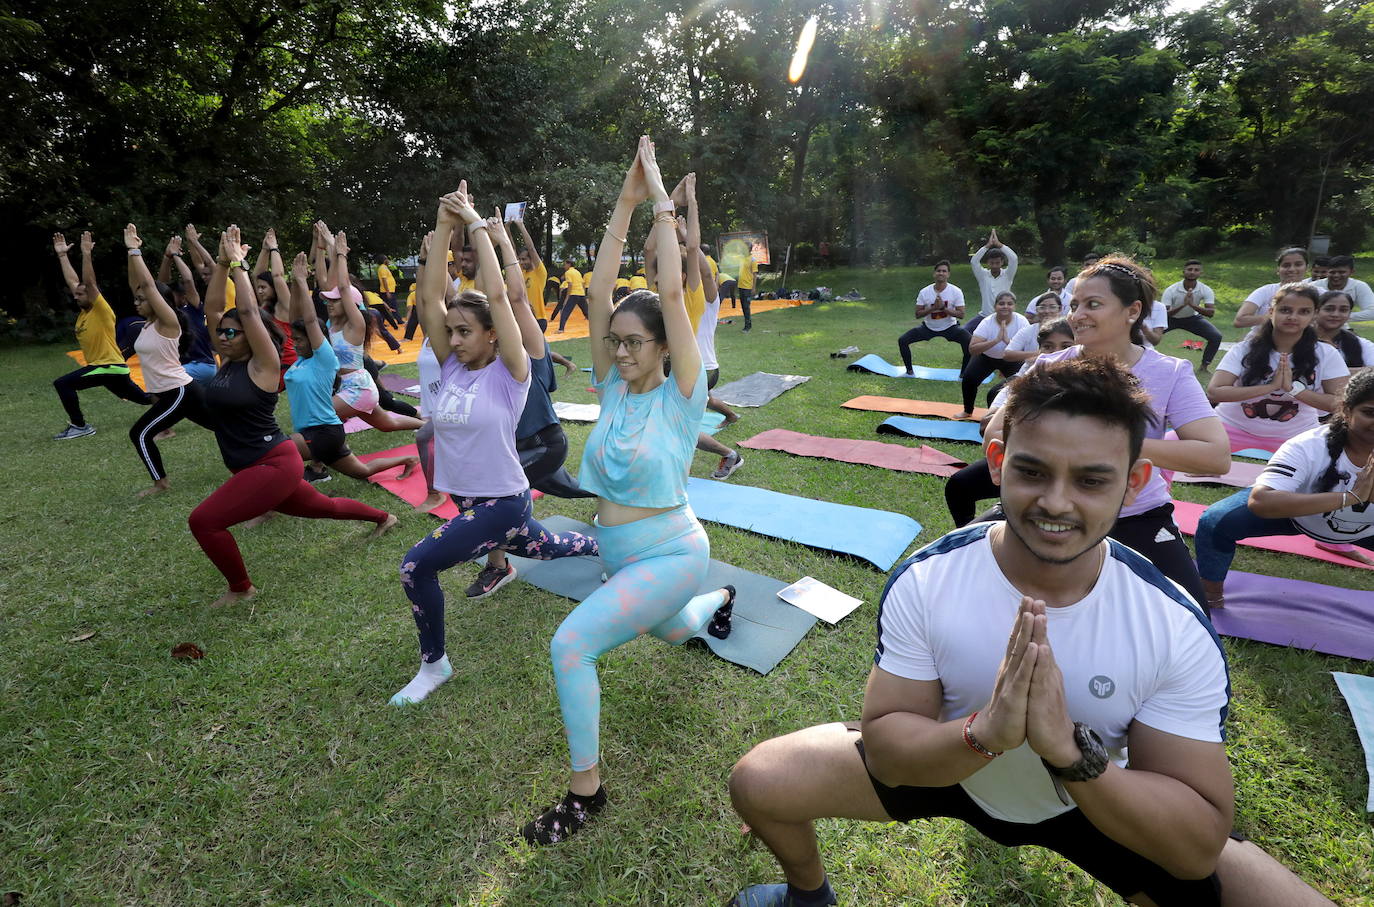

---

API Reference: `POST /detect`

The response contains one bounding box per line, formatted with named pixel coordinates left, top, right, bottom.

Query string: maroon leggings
left=189, top=440, right=387, bottom=592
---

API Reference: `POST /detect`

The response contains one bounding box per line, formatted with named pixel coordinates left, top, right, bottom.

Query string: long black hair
left=1320, top=289, right=1364, bottom=367
left=1318, top=368, right=1374, bottom=492
left=1240, top=283, right=1320, bottom=387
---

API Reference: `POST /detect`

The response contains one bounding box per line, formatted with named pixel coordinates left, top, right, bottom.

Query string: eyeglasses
left=602, top=336, right=647, bottom=353
left=216, top=327, right=244, bottom=339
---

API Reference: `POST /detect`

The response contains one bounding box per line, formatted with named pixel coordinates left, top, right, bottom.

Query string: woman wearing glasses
left=191, top=226, right=396, bottom=609
left=519, top=137, right=735, bottom=846
left=396, top=182, right=598, bottom=708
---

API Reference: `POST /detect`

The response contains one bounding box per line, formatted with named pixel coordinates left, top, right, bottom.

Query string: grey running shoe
left=53, top=423, right=96, bottom=440
left=465, top=562, right=517, bottom=599
left=712, top=451, right=745, bottom=479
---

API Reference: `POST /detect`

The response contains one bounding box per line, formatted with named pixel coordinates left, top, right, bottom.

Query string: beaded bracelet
left=962, top=711, right=1000, bottom=760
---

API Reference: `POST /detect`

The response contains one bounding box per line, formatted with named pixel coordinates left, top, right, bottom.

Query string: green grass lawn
left=2, top=253, right=1372, bottom=905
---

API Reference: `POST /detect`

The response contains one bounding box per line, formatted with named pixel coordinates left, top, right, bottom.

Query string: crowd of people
left=42, top=135, right=1357, bottom=903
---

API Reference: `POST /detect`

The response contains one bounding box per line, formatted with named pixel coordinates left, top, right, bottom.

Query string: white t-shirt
left=1140, top=301, right=1169, bottom=349
left=696, top=294, right=721, bottom=371
left=1161, top=280, right=1216, bottom=317
left=1006, top=322, right=1041, bottom=356
left=418, top=337, right=442, bottom=416
left=1312, top=277, right=1374, bottom=322
left=971, top=245, right=1019, bottom=316
left=1325, top=332, right=1374, bottom=368
left=971, top=312, right=1030, bottom=359
left=1214, top=340, right=1349, bottom=439
left=1257, top=426, right=1374, bottom=543
left=1243, top=282, right=1283, bottom=318
left=917, top=283, right=966, bottom=332
left=874, top=524, right=1228, bottom=824
left=1024, top=288, right=1070, bottom=317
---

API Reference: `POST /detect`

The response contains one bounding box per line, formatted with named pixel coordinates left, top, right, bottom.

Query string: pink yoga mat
left=1170, top=460, right=1266, bottom=488
left=343, top=417, right=371, bottom=434
left=739, top=429, right=967, bottom=477
left=1210, top=571, right=1374, bottom=660
left=358, top=443, right=540, bottom=522
left=1172, top=499, right=1374, bottom=571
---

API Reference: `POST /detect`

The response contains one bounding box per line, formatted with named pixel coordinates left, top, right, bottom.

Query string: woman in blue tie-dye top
left=520, top=137, right=736, bottom=846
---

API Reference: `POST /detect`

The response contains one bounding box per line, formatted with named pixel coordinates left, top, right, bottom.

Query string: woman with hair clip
left=282, top=251, right=420, bottom=483
left=191, top=226, right=396, bottom=609
left=319, top=227, right=423, bottom=434
left=1233, top=247, right=1310, bottom=329
left=1197, top=370, right=1374, bottom=607
left=520, top=137, right=736, bottom=846
left=394, top=181, right=598, bottom=707
left=123, top=223, right=215, bottom=497
left=1314, top=289, right=1374, bottom=368
left=982, top=255, right=1231, bottom=610
left=1207, top=283, right=1349, bottom=453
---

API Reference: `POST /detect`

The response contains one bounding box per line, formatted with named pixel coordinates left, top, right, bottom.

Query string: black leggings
left=897, top=324, right=971, bottom=373
left=519, top=424, right=595, bottom=498
left=129, top=381, right=215, bottom=481
left=945, top=459, right=998, bottom=528
left=367, top=310, right=401, bottom=351
left=961, top=354, right=1020, bottom=412
left=363, top=356, right=419, bottom=418
left=404, top=305, right=421, bottom=340
left=54, top=364, right=151, bottom=426
left=371, top=302, right=401, bottom=329
left=739, top=289, right=753, bottom=326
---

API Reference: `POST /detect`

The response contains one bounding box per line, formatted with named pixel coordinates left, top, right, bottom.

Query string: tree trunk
left=1035, top=204, right=1068, bottom=266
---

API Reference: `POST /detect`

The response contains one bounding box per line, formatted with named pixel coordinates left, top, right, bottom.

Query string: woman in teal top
left=521, top=137, right=735, bottom=846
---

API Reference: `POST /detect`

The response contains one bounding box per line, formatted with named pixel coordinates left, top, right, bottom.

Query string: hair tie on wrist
left=653, top=200, right=676, bottom=215
left=127, top=249, right=142, bottom=256
left=466, top=221, right=487, bottom=234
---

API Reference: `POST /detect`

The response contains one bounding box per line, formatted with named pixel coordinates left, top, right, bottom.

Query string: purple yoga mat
left=1210, top=571, right=1374, bottom=660
left=378, top=372, right=421, bottom=397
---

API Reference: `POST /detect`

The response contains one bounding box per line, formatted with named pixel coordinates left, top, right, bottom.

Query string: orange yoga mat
left=842, top=395, right=989, bottom=422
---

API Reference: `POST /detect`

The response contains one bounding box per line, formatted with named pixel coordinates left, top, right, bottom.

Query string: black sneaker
left=465, top=562, right=517, bottom=599
left=521, top=786, right=607, bottom=845
left=53, top=423, right=96, bottom=440
left=304, top=466, right=331, bottom=484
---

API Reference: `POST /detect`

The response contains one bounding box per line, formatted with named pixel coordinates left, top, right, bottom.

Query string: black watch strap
left=1042, top=722, right=1109, bottom=783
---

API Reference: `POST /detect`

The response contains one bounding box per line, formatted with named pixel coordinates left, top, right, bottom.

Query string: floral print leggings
left=400, top=490, right=596, bottom=663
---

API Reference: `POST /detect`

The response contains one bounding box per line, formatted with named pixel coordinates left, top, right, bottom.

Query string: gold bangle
left=503, top=262, right=522, bottom=271
left=653, top=212, right=677, bottom=227
left=604, top=228, right=627, bottom=244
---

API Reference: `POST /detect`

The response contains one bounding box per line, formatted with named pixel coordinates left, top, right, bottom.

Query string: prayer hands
left=123, top=223, right=142, bottom=251
left=988, top=228, right=1001, bottom=249
left=1353, top=454, right=1374, bottom=505
left=219, top=224, right=249, bottom=264
left=263, top=227, right=278, bottom=251
left=185, top=223, right=200, bottom=245
left=1023, top=607, right=1079, bottom=768
left=80, top=231, right=94, bottom=255
left=970, top=597, right=1039, bottom=754
left=52, top=232, right=72, bottom=255
left=291, top=252, right=309, bottom=283
left=619, top=137, right=651, bottom=205
left=334, top=231, right=350, bottom=257
left=1273, top=353, right=1293, bottom=395
left=419, top=230, right=433, bottom=263
left=639, top=136, right=668, bottom=201
left=165, top=236, right=183, bottom=258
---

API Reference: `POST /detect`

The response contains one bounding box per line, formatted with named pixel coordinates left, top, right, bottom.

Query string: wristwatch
left=1043, top=722, right=1109, bottom=782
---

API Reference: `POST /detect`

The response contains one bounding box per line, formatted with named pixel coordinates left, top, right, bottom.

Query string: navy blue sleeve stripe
left=874, top=524, right=992, bottom=666
left=1107, top=539, right=1232, bottom=740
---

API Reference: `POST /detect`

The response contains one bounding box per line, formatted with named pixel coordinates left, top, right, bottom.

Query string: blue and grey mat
left=846, top=353, right=990, bottom=383
left=506, top=516, right=818, bottom=674
left=875, top=415, right=984, bottom=444
left=684, top=477, right=921, bottom=570
left=1333, top=672, right=1374, bottom=811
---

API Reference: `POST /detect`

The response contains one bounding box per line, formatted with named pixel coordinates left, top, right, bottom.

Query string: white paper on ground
left=777, top=576, right=864, bottom=625
left=554, top=401, right=601, bottom=422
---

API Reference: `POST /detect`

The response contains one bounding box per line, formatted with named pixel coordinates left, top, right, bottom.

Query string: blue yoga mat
left=685, top=477, right=921, bottom=570
left=506, top=516, right=818, bottom=674
left=875, top=415, right=983, bottom=444
left=846, top=353, right=990, bottom=383
left=1333, top=672, right=1374, bottom=811
left=1234, top=448, right=1274, bottom=461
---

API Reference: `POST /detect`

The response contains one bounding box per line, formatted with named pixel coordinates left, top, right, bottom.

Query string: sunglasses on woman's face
left=216, top=327, right=244, bottom=339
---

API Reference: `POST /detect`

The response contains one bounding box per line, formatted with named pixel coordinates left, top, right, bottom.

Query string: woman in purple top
left=392, top=181, right=596, bottom=707
left=984, top=255, right=1230, bottom=610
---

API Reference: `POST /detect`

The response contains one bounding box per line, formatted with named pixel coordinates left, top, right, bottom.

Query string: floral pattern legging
left=552, top=505, right=720, bottom=772
left=400, top=490, right=596, bottom=663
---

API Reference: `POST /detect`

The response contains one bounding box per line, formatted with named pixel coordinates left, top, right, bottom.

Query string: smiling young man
left=727, top=357, right=1331, bottom=907
left=1160, top=259, right=1223, bottom=372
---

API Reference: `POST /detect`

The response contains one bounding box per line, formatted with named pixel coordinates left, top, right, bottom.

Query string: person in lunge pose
left=729, top=357, right=1333, bottom=907
left=897, top=260, right=969, bottom=377
left=1160, top=259, right=1223, bottom=372
left=1197, top=371, right=1374, bottom=606
left=394, top=181, right=598, bottom=707
left=958, top=291, right=1028, bottom=419
left=50, top=231, right=151, bottom=438
left=191, top=226, right=396, bottom=609
left=520, top=137, right=735, bottom=846
left=123, top=223, right=215, bottom=496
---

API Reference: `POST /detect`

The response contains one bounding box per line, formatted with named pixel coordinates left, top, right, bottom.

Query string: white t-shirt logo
left=1089, top=676, right=1116, bottom=699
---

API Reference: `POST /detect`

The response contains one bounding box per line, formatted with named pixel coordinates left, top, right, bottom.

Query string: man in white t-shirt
left=1025, top=266, right=1071, bottom=316
left=1312, top=255, right=1374, bottom=322
left=728, top=357, right=1330, bottom=907
left=1063, top=251, right=1102, bottom=297
left=967, top=228, right=1018, bottom=331
left=897, top=259, right=971, bottom=376
left=1160, top=259, right=1223, bottom=371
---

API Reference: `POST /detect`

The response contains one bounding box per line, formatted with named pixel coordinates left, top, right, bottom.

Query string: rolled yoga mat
left=684, top=477, right=922, bottom=571
left=1209, top=571, right=1374, bottom=661
left=713, top=371, right=811, bottom=407
left=842, top=395, right=989, bottom=422
left=875, top=416, right=984, bottom=444
left=846, top=353, right=991, bottom=383
left=505, top=516, right=819, bottom=675
left=1171, top=499, right=1374, bottom=571
left=1332, top=672, right=1374, bottom=811
left=739, top=429, right=966, bottom=477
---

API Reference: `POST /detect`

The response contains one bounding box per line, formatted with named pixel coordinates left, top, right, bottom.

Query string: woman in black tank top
left=188, top=226, right=396, bottom=609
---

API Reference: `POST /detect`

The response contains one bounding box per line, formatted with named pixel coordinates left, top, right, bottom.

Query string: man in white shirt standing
left=967, top=228, right=1018, bottom=332
left=1313, top=255, right=1374, bottom=322
left=1160, top=259, right=1224, bottom=372
left=897, top=259, right=970, bottom=376
left=727, top=357, right=1332, bottom=907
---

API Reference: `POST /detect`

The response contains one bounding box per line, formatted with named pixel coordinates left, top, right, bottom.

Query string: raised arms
left=124, top=223, right=180, bottom=337
left=489, top=211, right=546, bottom=360
left=587, top=141, right=646, bottom=381
left=80, top=231, right=102, bottom=302
left=291, top=252, right=327, bottom=352
left=219, top=226, right=280, bottom=388
left=333, top=231, right=365, bottom=346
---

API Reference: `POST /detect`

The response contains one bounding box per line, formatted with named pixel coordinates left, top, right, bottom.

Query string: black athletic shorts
left=300, top=423, right=351, bottom=465
left=853, top=735, right=1223, bottom=904
left=707, top=368, right=720, bottom=390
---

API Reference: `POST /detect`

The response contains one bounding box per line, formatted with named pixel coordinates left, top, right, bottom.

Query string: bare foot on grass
left=417, top=492, right=446, bottom=513
left=397, top=456, right=420, bottom=480
left=1201, top=578, right=1226, bottom=610
left=154, top=429, right=176, bottom=441
left=241, top=511, right=277, bottom=530
left=136, top=479, right=171, bottom=498
left=371, top=513, right=399, bottom=538
left=212, top=585, right=258, bottom=608
left=1315, top=541, right=1374, bottom=566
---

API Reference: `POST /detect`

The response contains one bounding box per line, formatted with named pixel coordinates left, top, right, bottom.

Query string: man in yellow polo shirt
left=555, top=260, right=587, bottom=333
left=513, top=219, right=549, bottom=330
left=737, top=252, right=758, bottom=332
left=377, top=256, right=398, bottom=316
left=51, top=231, right=151, bottom=439
left=630, top=267, right=648, bottom=291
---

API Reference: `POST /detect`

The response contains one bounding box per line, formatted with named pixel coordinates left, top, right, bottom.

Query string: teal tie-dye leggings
left=551, top=505, right=721, bottom=772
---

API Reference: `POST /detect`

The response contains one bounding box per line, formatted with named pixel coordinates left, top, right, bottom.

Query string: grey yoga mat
left=713, top=371, right=811, bottom=407
left=506, top=516, right=819, bottom=674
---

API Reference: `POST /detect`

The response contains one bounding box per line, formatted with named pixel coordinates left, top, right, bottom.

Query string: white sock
left=389, top=654, right=453, bottom=706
